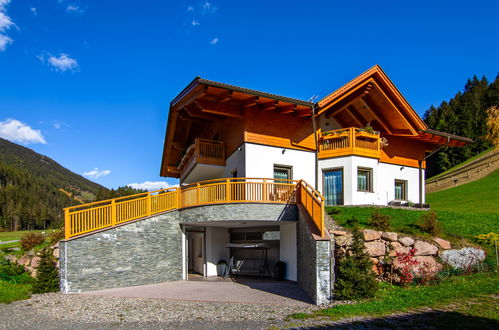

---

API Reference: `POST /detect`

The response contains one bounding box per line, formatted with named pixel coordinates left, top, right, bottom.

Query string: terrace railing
left=318, top=127, right=381, bottom=159
left=64, top=178, right=325, bottom=239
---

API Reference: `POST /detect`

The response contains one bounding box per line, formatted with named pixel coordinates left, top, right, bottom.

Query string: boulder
left=53, top=248, right=60, bottom=258
left=30, top=256, right=40, bottom=268
left=440, top=247, right=486, bottom=270
left=363, top=229, right=382, bottom=241
left=382, top=232, right=398, bottom=242
left=433, top=238, right=451, bottom=250
left=398, top=237, right=415, bottom=247
left=412, top=256, right=443, bottom=277
left=18, top=256, right=31, bottom=266
left=335, top=235, right=353, bottom=247
left=52, top=242, right=60, bottom=249
left=389, top=241, right=410, bottom=256
left=364, top=241, right=386, bottom=257
left=332, top=230, right=347, bottom=236
left=414, top=241, right=438, bottom=256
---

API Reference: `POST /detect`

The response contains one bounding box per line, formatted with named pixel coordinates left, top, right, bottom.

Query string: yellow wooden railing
left=318, top=127, right=380, bottom=159
left=177, top=138, right=225, bottom=178
left=64, top=178, right=325, bottom=239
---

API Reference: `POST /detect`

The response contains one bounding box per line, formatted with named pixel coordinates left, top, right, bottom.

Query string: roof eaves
left=420, top=129, right=474, bottom=143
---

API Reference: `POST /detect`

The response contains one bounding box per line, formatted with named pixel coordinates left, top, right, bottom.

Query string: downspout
left=418, top=136, right=450, bottom=205
left=311, top=103, right=319, bottom=190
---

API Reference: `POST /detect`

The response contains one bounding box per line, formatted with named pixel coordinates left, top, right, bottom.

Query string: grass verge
left=289, top=271, right=498, bottom=321
left=0, top=280, right=31, bottom=304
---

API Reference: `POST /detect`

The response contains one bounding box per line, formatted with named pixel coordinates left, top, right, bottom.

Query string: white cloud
left=191, top=20, right=200, bottom=26
left=39, top=53, right=79, bottom=72
left=210, top=37, right=219, bottom=45
left=202, top=1, right=217, bottom=14
left=0, top=118, right=46, bottom=144
left=53, top=123, right=61, bottom=129
left=187, top=5, right=194, bottom=12
left=0, top=0, right=13, bottom=51
left=30, top=7, right=37, bottom=16
left=83, top=168, right=111, bottom=179
left=127, top=181, right=179, bottom=191
left=66, top=5, right=81, bottom=13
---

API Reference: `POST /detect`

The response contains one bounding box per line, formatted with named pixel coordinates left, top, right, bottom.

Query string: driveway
left=80, top=277, right=313, bottom=306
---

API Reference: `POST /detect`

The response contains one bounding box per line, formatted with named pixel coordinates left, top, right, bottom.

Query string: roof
left=171, top=77, right=314, bottom=108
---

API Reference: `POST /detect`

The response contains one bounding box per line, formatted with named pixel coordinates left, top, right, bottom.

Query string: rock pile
left=333, top=229, right=453, bottom=281
left=6, top=243, right=60, bottom=277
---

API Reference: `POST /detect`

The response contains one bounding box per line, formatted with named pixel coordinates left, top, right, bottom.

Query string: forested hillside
left=0, top=138, right=144, bottom=231
left=424, top=74, right=499, bottom=178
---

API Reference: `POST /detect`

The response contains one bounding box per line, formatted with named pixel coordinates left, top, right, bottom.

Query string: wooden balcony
left=177, top=138, right=225, bottom=181
left=318, top=127, right=381, bottom=159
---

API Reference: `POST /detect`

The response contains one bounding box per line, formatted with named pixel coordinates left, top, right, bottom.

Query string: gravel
left=0, top=293, right=322, bottom=329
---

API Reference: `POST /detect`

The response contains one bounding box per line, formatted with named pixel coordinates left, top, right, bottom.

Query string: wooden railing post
left=226, top=179, right=230, bottom=202
left=196, top=182, right=201, bottom=204
left=64, top=208, right=70, bottom=239
left=111, top=200, right=116, bottom=227
left=263, top=179, right=267, bottom=202
left=146, top=193, right=151, bottom=216
left=176, top=187, right=181, bottom=209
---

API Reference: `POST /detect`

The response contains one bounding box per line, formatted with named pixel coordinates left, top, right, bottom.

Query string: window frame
left=394, top=179, right=407, bottom=201
left=273, top=164, right=293, bottom=182
left=357, top=167, right=373, bottom=192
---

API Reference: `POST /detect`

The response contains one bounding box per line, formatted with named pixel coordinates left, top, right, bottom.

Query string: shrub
left=19, top=232, right=45, bottom=251
left=395, top=248, right=419, bottom=286
left=417, top=211, right=441, bottom=236
left=48, top=228, right=65, bottom=245
left=368, top=210, right=391, bottom=231
left=440, top=247, right=486, bottom=272
left=0, top=257, right=33, bottom=285
left=32, top=248, right=59, bottom=294
left=335, top=230, right=379, bottom=300
left=327, top=207, right=342, bottom=216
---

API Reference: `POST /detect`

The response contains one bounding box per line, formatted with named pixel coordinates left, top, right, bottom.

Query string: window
left=395, top=180, right=407, bottom=200
left=273, top=165, right=292, bottom=182
left=357, top=167, right=372, bottom=192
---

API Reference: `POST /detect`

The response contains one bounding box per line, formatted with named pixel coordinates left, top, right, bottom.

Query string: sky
left=0, top=0, right=498, bottom=190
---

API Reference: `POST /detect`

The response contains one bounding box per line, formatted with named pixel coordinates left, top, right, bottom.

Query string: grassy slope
left=428, top=147, right=495, bottom=180
left=426, top=169, right=499, bottom=214
left=0, top=281, right=31, bottom=303
left=329, top=169, right=499, bottom=241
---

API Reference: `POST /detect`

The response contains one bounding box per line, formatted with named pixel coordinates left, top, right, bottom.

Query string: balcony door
left=323, top=168, right=344, bottom=206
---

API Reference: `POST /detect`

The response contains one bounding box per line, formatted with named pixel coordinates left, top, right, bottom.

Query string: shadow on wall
left=302, top=311, right=499, bottom=329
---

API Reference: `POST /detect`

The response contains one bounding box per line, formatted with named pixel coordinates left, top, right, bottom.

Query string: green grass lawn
left=289, top=271, right=499, bottom=322
left=0, top=230, right=56, bottom=243
left=427, top=169, right=499, bottom=215
left=0, top=280, right=32, bottom=304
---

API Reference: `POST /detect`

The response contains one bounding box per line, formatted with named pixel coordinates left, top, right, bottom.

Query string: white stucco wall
left=318, top=156, right=423, bottom=206
left=224, top=145, right=246, bottom=178
left=279, top=223, right=297, bottom=281
left=205, top=227, right=230, bottom=276
left=244, top=143, right=315, bottom=184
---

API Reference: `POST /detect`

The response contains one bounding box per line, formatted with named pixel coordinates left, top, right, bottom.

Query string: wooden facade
left=160, top=65, right=472, bottom=179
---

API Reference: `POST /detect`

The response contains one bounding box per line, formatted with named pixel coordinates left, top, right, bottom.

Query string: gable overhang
left=316, top=65, right=427, bottom=136
left=160, top=78, right=314, bottom=177
left=416, top=129, right=474, bottom=147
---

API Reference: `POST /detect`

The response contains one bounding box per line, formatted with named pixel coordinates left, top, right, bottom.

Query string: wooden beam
left=218, top=90, right=233, bottom=103
left=243, top=96, right=260, bottom=108
left=345, top=105, right=363, bottom=127
left=184, top=104, right=218, bottom=120
left=359, top=97, right=393, bottom=134
left=294, top=109, right=312, bottom=117
left=260, top=100, right=278, bottom=111
left=277, top=105, right=296, bottom=114
left=195, top=99, right=244, bottom=119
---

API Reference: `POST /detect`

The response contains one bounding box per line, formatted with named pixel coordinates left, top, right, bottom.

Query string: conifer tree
left=32, top=248, right=59, bottom=294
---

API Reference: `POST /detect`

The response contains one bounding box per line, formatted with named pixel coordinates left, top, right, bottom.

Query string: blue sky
left=0, top=0, right=498, bottom=189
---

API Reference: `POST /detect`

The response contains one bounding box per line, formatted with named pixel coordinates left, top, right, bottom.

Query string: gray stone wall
left=180, top=203, right=297, bottom=223
left=60, top=211, right=182, bottom=293
left=297, top=206, right=332, bottom=305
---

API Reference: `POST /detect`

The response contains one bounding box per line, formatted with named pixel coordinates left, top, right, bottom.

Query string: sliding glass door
left=323, top=169, right=344, bottom=206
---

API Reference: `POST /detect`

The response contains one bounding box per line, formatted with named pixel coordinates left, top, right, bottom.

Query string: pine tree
left=335, top=230, right=379, bottom=300
left=32, top=248, right=59, bottom=294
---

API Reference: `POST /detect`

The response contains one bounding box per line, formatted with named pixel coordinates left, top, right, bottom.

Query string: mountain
left=0, top=138, right=105, bottom=231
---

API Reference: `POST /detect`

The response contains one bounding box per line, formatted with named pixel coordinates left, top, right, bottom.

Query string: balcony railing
left=177, top=138, right=225, bottom=179
left=318, top=127, right=381, bottom=159
left=64, top=178, right=325, bottom=239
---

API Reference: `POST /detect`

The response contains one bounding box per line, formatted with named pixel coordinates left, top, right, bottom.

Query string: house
left=59, top=65, right=471, bottom=305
